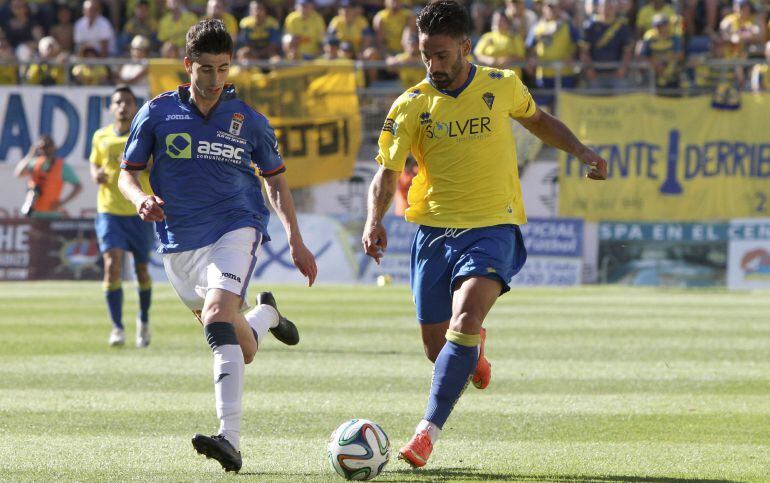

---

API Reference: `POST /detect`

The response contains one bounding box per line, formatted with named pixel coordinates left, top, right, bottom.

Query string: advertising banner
left=0, top=218, right=101, bottom=280
left=149, top=60, right=361, bottom=188
left=0, top=86, right=148, bottom=165
left=597, top=221, right=728, bottom=286
left=559, top=93, right=770, bottom=221
left=511, top=217, right=584, bottom=286
left=727, top=218, right=770, bottom=289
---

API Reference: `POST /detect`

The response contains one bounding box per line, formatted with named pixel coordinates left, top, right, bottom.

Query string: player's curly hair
left=185, top=18, right=233, bottom=61
left=416, top=1, right=470, bottom=39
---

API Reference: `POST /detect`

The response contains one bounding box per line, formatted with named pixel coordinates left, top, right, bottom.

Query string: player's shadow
left=382, top=468, right=740, bottom=482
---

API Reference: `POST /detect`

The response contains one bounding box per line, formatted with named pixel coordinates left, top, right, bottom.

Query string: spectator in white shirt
left=73, top=0, right=115, bottom=57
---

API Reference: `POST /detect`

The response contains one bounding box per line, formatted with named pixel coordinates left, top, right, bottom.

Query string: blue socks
left=138, top=281, right=152, bottom=323
left=423, top=330, right=480, bottom=429
left=104, top=284, right=124, bottom=330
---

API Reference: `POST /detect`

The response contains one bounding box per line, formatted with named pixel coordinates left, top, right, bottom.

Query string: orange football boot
left=398, top=430, right=433, bottom=468
left=472, top=327, right=491, bottom=389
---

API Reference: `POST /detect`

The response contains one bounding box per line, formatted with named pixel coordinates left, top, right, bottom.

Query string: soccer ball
left=328, top=419, right=390, bottom=480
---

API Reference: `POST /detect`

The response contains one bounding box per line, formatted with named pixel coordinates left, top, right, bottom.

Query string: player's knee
left=449, top=312, right=482, bottom=334
left=201, top=304, right=232, bottom=325
left=135, top=264, right=151, bottom=284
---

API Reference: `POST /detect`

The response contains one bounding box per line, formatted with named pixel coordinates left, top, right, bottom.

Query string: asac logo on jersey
left=166, top=133, right=192, bottom=159
left=229, top=113, right=245, bottom=136
left=198, top=141, right=245, bottom=162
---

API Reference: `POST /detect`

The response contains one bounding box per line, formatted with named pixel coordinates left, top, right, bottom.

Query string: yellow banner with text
left=558, top=93, right=770, bottom=221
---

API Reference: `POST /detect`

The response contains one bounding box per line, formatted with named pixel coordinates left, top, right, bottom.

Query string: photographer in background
left=14, top=135, right=82, bottom=218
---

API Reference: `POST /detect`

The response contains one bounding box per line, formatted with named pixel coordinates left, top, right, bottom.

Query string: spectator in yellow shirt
left=636, top=0, right=679, bottom=37
left=206, top=0, right=238, bottom=43
left=373, top=0, right=415, bottom=56
left=720, top=0, right=762, bottom=59
left=474, top=9, right=526, bottom=77
left=284, top=0, right=327, bottom=59
left=328, top=0, right=372, bottom=54
left=26, top=37, right=66, bottom=86
left=238, top=1, right=281, bottom=59
left=72, top=45, right=111, bottom=85
left=386, top=29, right=425, bottom=89
left=157, top=0, right=198, bottom=49
left=0, top=35, right=18, bottom=85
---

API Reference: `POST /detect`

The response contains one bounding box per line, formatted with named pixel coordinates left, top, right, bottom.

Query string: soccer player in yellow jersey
left=362, top=0, right=607, bottom=468
left=90, top=86, right=156, bottom=347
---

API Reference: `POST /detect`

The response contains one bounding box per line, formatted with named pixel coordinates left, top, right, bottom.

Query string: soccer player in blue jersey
left=118, top=18, right=317, bottom=473
left=91, top=85, right=155, bottom=348
left=362, top=0, right=607, bottom=468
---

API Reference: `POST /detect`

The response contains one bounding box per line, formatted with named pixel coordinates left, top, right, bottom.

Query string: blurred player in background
left=91, top=85, right=156, bottom=348
left=362, top=0, right=607, bottom=468
left=118, top=19, right=317, bottom=473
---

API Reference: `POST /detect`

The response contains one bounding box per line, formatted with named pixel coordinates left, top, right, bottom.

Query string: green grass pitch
left=1, top=282, right=769, bottom=481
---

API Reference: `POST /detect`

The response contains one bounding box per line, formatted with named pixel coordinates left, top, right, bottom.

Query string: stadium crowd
left=0, top=0, right=768, bottom=94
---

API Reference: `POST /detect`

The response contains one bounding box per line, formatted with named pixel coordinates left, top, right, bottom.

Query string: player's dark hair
left=185, top=18, right=233, bottom=61
left=416, top=1, right=470, bottom=39
left=112, top=84, right=136, bottom=101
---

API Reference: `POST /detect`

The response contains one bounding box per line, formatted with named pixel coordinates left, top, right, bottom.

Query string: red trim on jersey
left=260, top=164, right=286, bottom=176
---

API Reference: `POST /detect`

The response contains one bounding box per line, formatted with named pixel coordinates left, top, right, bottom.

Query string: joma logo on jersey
left=198, top=141, right=245, bottom=160
left=426, top=117, right=492, bottom=139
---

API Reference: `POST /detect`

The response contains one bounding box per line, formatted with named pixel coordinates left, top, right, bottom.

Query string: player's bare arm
left=263, top=173, right=317, bottom=286
left=362, top=165, right=399, bottom=264
left=517, top=107, right=608, bottom=180
left=117, top=169, right=166, bottom=221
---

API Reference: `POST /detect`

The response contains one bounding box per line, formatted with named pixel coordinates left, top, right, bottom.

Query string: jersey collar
left=177, top=83, right=237, bottom=119
left=430, top=63, right=476, bottom=99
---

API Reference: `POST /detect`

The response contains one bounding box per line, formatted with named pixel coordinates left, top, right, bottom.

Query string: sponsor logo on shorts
left=221, top=272, right=242, bottom=283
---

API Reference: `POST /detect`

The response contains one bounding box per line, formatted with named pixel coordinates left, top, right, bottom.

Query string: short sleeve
left=89, top=132, right=102, bottom=166
left=375, top=95, right=415, bottom=172
left=252, top=115, right=285, bottom=177
left=62, top=163, right=81, bottom=185
left=508, top=74, right=537, bottom=119
left=121, top=102, right=154, bottom=171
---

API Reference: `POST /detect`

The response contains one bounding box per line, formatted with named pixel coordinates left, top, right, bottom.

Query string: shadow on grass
left=380, top=467, right=740, bottom=482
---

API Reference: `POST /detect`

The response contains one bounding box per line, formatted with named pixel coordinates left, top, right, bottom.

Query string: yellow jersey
left=377, top=64, right=536, bottom=228
left=90, top=124, right=153, bottom=215
left=473, top=30, right=525, bottom=78
left=239, top=15, right=280, bottom=50
left=158, top=10, right=199, bottom=48
left=636, top=4, right=677, bottom=33
left=752, top=64, right=770, bottom=91
left=284, top=11, right=327, bottom=58
left=391, top=52, right=426, bottom=89
left=373, top=7, right=413, bottom=54
left=526, top=20, right=579, bottom=78
left=328, top=15, right=370, bottom=52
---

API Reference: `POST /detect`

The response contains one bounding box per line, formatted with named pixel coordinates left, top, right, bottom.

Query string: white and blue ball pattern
left=328, top=419, right=390, bottom=480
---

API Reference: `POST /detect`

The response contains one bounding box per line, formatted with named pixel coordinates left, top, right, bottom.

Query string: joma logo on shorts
left=221, top=272, right=242, bottom=283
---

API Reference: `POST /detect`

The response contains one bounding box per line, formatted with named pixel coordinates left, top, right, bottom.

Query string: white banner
left=0, top=86, right=150, bottom=218
left=727, top=218, right=770, bottom=289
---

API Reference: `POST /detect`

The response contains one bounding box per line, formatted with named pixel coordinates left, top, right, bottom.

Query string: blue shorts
left=410, top=224, right=527, bottom=324
left=95, top=213, right=156, bottom=265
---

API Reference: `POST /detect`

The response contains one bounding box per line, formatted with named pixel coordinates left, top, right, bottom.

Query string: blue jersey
left=121, top=84, right=285, bottom=254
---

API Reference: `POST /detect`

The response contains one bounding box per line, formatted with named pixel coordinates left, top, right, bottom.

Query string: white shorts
left=162, top=227, right=262, bottom=311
